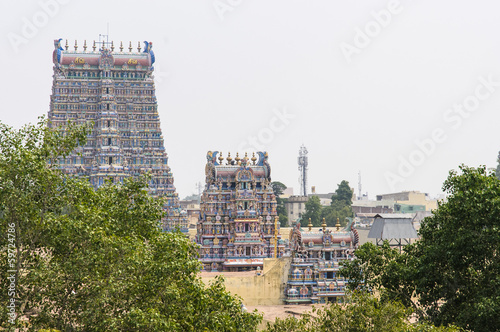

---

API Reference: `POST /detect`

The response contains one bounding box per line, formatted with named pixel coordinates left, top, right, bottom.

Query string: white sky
left=1, top=0, right=500, bottom=199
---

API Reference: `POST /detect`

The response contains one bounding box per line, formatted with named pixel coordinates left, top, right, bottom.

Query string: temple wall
left=201, top=256, right=291, bottom=305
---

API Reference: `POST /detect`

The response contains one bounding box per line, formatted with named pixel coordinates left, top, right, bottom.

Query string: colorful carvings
left=196, top=151, right=284, bottom=271
left=48, top=38, right=187, bottom=231
left=284, top=220, right=359, bottom=304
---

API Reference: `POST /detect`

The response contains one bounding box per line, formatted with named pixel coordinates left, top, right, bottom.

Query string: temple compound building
left=196, top=151, right=285, bottom=272
left=48, top=38, right=187, bottom=230
left=284, top=219, right=359, bottom=304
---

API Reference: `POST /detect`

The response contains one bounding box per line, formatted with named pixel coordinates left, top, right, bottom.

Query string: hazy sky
left=2, top=0, right=500, bottom=199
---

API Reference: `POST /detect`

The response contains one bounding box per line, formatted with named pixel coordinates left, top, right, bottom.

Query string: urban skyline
left=2, top=1, right=500, bottom=199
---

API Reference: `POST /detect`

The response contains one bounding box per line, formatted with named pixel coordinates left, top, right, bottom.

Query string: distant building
left=368, top=214, right=418, bottom=251
left=179, top=199, right=200, bottom=228
left=376, top=191, right=438, bottom=211
left=48, top=38, right=187, bottom=230
left=196, top=151, right=284, bottom=272
left=284, top=220, right=359, bottom=304
left=285, top=196, right=308, bottom=225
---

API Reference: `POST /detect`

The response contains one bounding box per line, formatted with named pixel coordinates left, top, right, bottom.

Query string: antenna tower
left=298, top=145, right=308, bottom=196
left=358, top=170, right=362, bottom=200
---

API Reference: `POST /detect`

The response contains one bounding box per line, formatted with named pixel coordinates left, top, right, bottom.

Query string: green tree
left=331, top=180, right=353, bottom=206
left=0, top=118, right=261, bottom=331
left=271, top=181, right=287, bottom=196
left=302, top=195, right=322, bottom=227
left=340, top=165, right=500, bottom=332
left=264, top=291, right=462, bottom=332
left=322, top=180, right=353, bottom=227
left=271, top=181, right=289, bottom=227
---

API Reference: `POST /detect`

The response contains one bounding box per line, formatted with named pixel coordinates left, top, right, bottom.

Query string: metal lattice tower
left=358, top=170, right=362, bottom=200
left=298, top=145, right=308, bottom=196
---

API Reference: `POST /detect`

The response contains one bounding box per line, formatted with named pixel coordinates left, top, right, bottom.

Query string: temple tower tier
left=48, top=38, right=187, bottom=231
left=196, top=151, right=284, bottom=272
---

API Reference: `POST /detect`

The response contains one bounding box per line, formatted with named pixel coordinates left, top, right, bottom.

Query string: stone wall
left=201, top=257, right=292, bottom=305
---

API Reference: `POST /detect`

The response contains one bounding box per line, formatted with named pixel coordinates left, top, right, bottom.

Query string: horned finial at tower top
left=137, top=41, right=141, bottom=52
left=92, top=40, right=96, bottom=51
left=128, top=41, right=132, bottom=52
left=83, top=40, right=87, bottom=51
left=65, top=39, right=68, bottom=50
left=74, top=40, right=77, bottom=51
left=120, top=41, right=123, bottom=52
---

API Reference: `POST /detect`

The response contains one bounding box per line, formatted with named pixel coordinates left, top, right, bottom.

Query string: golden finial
left=244, top=152, right=249, bottom=161
left=92, top=40, right=96, bottom=52
left=83, top=40, right=87, bottom=51
left=308, top=218, right=313, bottom=231
left=218, top=152, right=224, bottom=164
left=74, top=40, right=77, bottom=51
left=235, top=152, right=241, bottom=165
left=251, top=152, right=257, bottom=165
left=226, top=152, right=232, bottom=165
left=128, top=41, right=132, bottom=52
left=322, top=218, right=327, bottom=232
left=137, top=41, right=141, bottom=52
left=336, top=218, right=341, bottom=231
left=65, top=39, right=69, bottom=50
left=120, top=41, right=123, bottom=52
left=111, top=41, right=114, bottom=51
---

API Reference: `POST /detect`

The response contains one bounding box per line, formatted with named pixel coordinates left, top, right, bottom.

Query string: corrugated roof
left=373, top=213, right=415, bottom=219
left=368, top=218, right=418, bottom=239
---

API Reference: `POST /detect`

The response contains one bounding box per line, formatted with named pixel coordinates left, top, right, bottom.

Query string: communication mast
left=358, top=171, right=362, bottom=200
left=298, top=145, right=308, bottom=196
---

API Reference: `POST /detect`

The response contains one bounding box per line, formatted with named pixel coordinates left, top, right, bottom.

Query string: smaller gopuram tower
left=196, top=151, right=285, bottom=272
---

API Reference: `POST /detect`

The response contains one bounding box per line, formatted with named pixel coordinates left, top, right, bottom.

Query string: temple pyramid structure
left=48, top=38, right=187, bottom=230
left=196, top=151, right=285, bottom=272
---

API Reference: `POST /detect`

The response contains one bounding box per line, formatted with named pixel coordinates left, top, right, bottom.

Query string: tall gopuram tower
left=48, top=38, right=187, bottom=231
left=196, top=151, right=285, bottom=272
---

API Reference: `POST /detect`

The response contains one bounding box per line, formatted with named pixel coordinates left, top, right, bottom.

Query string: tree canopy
left=340, top=165, right=500, bottom=332
left=271, top=181, right=289, bottom=227
left=331, top=180, right=353, bottom=206
left=0, top=118, right=261, bottom=331
left=264, top=291, right=461, bottom=332
left=302, top=195, right=322, bottom=227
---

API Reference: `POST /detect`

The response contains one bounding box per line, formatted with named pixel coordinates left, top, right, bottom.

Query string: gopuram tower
left=196, top=151, right=284, bottom=272
left=48, top=38, right=187, bottom=231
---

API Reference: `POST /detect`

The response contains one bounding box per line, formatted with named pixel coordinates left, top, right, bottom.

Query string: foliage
left=271, top=181, right=289, bottom=227
left=264, top=291, right=462, bottom=332
left=340, top=165, right=500, bottom=332
left=331, top=180, right=354, bottom=206
left=321, top=202, right=353, bottom=228
left=302, top=195, right=322, bottom=227
left=271, top=181, right=287, bottom=196
left=0, top=118, right=262, bottom=331
left=321, top=180, right=353, bottom=227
